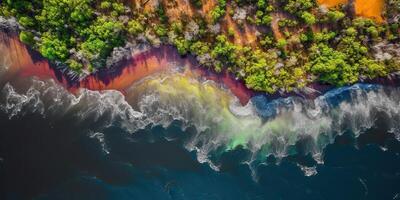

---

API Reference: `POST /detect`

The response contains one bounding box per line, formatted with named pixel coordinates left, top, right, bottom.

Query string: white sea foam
left=299, top=165, right=318, bottom=177
left=0, top=73, right=400, bottom=173
left=0, top=79, right=145, bottom=131
left=89, top=131, right=110, bottom=154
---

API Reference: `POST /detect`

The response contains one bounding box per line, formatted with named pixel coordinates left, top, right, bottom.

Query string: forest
left=0, top=0, right=399, bottom=93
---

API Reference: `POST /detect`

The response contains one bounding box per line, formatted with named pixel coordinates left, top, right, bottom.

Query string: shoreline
left=0, top=31, right=254, bottom=104
left=1, top=30, right=400, bottom=106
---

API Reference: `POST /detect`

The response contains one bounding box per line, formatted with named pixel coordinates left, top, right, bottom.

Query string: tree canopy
left=0, top=0, right=398, bottom=93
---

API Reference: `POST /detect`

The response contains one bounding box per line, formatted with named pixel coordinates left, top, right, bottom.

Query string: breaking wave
left=1, top=60, right=400, bottom=173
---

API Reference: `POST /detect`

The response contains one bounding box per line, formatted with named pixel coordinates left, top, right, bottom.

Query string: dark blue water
left=0, top=112, right=399, bottom=200
left=1, top=79, right=400, bottom=200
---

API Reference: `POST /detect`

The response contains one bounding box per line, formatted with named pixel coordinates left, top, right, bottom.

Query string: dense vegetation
left=1, top=0, right=399, bottom=93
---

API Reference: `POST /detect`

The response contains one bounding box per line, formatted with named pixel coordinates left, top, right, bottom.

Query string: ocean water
left=0, top=51, right=400, bottom=199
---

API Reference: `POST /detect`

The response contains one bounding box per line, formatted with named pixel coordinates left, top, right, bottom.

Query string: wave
left=0, top=42, right=399, bottom=174
left=1, top=65, right=400, bottom=173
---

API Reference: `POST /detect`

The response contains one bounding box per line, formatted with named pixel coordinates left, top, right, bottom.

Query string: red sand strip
left=0, top=33, right=253, bottom=105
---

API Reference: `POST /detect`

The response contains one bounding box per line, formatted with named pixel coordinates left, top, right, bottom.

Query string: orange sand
left=317, top=0, right=384, bottom=23
left=0, top=32, right=68, bottom=85
left=77, top=47, right=188, bottom=92
left=271, top=12, right=284, bottom=40
left=0, top=33, right=253, bottom=105
left=161, top=0, right=195, bottom=21
left=354, top=0, right=384, bottom=23
left=222, top=5, right=258, bottom=46
left=202, top=0, right=217, bottom=18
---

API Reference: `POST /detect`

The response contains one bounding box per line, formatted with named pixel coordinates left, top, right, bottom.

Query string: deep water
left=0, top=52, right=400, bottom=199
left=0, top=113, right=399, bottom=200
left=0, top=80, right=399, bottom=200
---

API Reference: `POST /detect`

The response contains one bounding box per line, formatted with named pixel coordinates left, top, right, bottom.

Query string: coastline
left=1, top=30, right=400, bottom=106
left=0, top=31, right=254, bottom=104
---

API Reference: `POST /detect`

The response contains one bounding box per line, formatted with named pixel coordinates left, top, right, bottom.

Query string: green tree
left=190, top=41, right=210, bottom=56
left=211, top=35, right=238, bottom=70
left=127, top=19, right=144, bottom=36
left=67, top=59, right=83, bottom=72
left=308, top=43, right=357, bottom=86
left=39, top=32, right=69, bottom=61
left=80, top=16, right=124, bottom=62
left=18, top=16, right=35, bottom=27
left=174, top=37, right=190, bottom=55
left=301, top=11, right=316, bottom=25
left=276, top=38, right=287, bottom=49
left=283, top=0, right=315, bottom=15
left=154, top=24, right=167, bottom=37
left=19, top=31, right=35, bottom=45
left=327, top=10, right=345, bottom=22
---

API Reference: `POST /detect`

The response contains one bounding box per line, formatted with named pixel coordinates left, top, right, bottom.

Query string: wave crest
left=1, top=73, right=400, bottom=172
